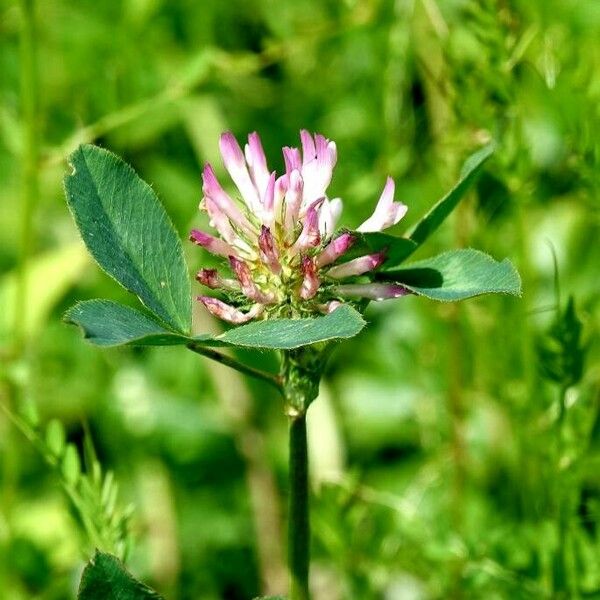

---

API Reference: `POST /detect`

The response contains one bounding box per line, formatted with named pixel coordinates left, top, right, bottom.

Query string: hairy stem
left=288, top=413, right=310, bottom=600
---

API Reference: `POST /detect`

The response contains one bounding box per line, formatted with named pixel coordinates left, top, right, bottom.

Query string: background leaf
left=64, top=145, right=191, bottom=333
left=406, top=143, right=495, bottom=250
left=77, top=551, right=164, bottom=600
left=0, top=242, right=88, bottom=344
left=377, top=249, right=521, bottom=301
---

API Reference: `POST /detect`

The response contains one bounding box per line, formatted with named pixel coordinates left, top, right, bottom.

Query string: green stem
left=186, top=343, right=283, bottom=391
left=288, top=413, right=310, bottom=600
left=15, top=0, right=39, bottom=352
left=554, top=384, right=578, bottom=597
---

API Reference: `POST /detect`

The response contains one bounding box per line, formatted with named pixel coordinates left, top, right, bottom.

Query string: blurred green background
left=1, top=0, right=599, bottom=598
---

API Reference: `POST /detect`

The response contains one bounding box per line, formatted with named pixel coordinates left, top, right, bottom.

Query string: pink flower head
left=191, top=131, right=409, bottom=323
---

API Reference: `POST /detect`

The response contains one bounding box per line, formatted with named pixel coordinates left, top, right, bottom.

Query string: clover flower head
left=191, top=130, right=409, bottom=323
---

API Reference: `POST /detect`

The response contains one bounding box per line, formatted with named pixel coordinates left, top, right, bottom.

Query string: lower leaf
left=64, top=300, right=189, bottom=347
left=65, top=300, right=366, bottom=350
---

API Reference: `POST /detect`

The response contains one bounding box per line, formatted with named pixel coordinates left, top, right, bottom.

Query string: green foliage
left=3, top=407, right=133, bottom=563
left=0, top=243, right=88, bottom=344
left=66, top=299, right=365, bottom=350
left=537, top=296, right=585, bottom=388
left=406, top=143, right=496, bottom=250
left=64, top=145, right=191, bottom=333
left=78, top=551, right=164, bottom=600
left=64, top=300, right=188, bottom=347
left=378, top=248, right=522, bottom=301
left=45, top=418, right=66, bottom=458
left=345, top=232, right=417, bottom=268
left=2, top=0, right=599, bottom=598
left=216, top=305, right=366, bottom=349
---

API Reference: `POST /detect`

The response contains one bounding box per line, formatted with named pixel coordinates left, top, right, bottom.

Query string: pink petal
left=318, top=197, right=343, bottom=237
left=299, top=256, right=320, bottom=300
left=261, top=172, right=276, bottom=226
left=202, top=165, right=255, bottom=237
left=196, top=269, right=239, bottom=291
left=283, top=169, right=304, bottom=235
left=300, top=130, right=316, bottom=165
left=290, top=197, right=323, bottom=255
left=273, top=174, right=288, bottom=224
left=315, top=232, right=356, bottom=267
left=198, top=296, right=264, bottom=324
left=300, top=132, right=337, bottom=204
left=190, top=229, right=238, bottom=258
left=357, top=177, right=408, bottom=233
left=244, top=132, right=270, bottom=198
left=326, top=252, right=385, bottom=279
left=258, top=226, right=281, bottom=274
left=335, top=283, right=410, bottom=300
left=219, top=132, right=262, bottom=214
left=196, top=268, right=220, bottom=288
left=203, top=197, right=237, bottom=244
left=283, top=146, right=302, bottom=174
left=315, top=134, right=337, bottom=172
left=229, top=256, right=276, bottom=304
left=329, top=197, right=343, bottom=227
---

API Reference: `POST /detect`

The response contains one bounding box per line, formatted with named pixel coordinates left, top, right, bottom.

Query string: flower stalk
left=280, top=346, right=329, bottom=600
left=288, top=412, right=310, bottom=600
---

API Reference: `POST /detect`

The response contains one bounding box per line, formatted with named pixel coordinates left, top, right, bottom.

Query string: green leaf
left=64, top=144, right=191, bottom=333
left=343, top=230, right=417, bottom=268
left=62, top=444, right=81, bottom=486
left=78, top=551, right=165, bottom=600
left=64, top=300, right=190, bottom=347
left=66, top=300, right=366, bottom=350
left=537, top=296, right=585, bottom=387
left=45, top=419, right=66, bottom=459
left=216, top=305, right=366, bottom=349
left=377, top=249, right=521, bottom=301
left=406, top=143, right=495, bottom=250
